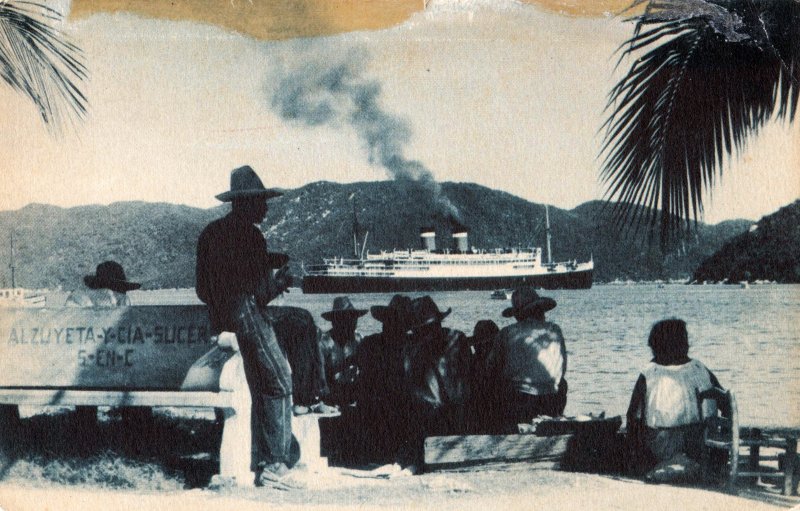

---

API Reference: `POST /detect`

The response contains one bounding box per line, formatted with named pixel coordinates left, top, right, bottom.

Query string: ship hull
left=301, top=269, right=592, bottom=294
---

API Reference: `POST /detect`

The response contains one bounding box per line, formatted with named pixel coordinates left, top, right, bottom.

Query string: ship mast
left=9, top=231, right=16, bottom=288
left=352, top=197, right=359, bottom=258
left=349, top=195, right=369, bottom=260
left=545, top=205, right=552, bottom=264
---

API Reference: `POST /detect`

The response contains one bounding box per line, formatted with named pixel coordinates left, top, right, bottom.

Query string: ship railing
left=307, top=270, right=396, bottom=277
left=543, top=260, right=594, bottom=273
left=368, top=253, right=540, bottom=263
left=320, top=257, right=366, bottom=264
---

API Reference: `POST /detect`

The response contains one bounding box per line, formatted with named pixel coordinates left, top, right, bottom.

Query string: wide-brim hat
left=502, top=286, right=556, bottom=318
left=215, top=165, right=283, bottom=202
left=371, top=294, right=412, bottom=324
left=322, top=296, right=367, bottom=321
left=409, top=295, right=451, bottom=330
left=265, top=252, right=289, bottom=269
left=84, top=261, right=141, bottom=293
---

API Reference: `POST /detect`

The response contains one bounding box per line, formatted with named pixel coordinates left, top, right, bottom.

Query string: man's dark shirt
left=403, top=328, right=471, bottom=410
left=355, top=332, right=407, bottom=403
left=196, top=211, right=271, bottom=334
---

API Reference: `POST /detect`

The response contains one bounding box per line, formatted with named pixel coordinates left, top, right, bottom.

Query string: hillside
left=0, top=181, right=751, bottom=289
left=692, top=200, right=800, bottom=283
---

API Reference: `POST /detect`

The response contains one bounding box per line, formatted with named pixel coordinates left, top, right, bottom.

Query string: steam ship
left=301, top=206, right=593, bottom=294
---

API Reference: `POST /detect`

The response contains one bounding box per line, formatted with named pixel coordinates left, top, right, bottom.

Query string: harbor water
left=128, top=284, right=800, bottom=429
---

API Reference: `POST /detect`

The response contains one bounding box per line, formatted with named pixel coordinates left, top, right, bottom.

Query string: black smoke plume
left=271, top=51, right=460, bottom=220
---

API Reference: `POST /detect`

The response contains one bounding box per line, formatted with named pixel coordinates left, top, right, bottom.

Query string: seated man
left=401, top=296, right=471, bottom=465
left=466, top=319, right=499, bottom=433
left=266, top=305, right=333, bottom=416
left=485, top=286, right=567, bottom=433
left=318, top=296, right=366, bottom=408
left=64, top=261, right=142, bottom=424
left=352, top=294, right=413, bottom=463
left=626, top=318, right=723, bottom=480
left=65, top=261, right=140, bottom=307
left=356, top=295, right=413, bottom=405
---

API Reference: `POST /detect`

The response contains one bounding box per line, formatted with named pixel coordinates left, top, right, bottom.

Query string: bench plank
left=424, top=434, right=572, bottom=466
left=0, top=389, right=233, bottom=408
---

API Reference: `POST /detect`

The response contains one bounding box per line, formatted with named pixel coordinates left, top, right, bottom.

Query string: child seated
left=626, top=318, right=723, bottom=482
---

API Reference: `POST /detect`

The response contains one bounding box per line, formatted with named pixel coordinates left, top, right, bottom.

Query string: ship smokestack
left=452, top=229, right=468, bottom=253
left=420, top=228, right=436, bottom=252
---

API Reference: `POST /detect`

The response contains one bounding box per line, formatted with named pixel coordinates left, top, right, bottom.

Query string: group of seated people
left=275, top=286, right=568, bottom=466
left=289, top=290, right=726, bottom=477
left=66, top=261, right=728, bottom=479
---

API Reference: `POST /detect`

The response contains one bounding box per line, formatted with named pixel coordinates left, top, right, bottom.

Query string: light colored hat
left=215, top=165, right=283, bottom=202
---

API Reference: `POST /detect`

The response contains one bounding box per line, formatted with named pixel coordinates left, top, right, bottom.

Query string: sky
left=0, top=0, right=797, bottom=223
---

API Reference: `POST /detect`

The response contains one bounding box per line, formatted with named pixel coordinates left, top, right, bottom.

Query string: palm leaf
left=601, top=0, right=800, bottom=245
left=0, top=1, right=87, bottom=130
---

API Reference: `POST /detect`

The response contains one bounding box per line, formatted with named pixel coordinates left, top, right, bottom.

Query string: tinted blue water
left=130, top=284, right=800, bottom=428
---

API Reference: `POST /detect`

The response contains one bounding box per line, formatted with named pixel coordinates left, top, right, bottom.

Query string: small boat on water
left=301, top=205, right=593, bottom=294
left=490, top=289, right=513, bottom=300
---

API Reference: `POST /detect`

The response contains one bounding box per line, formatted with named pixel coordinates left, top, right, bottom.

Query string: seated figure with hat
left=318, top=296, right=367, bottom=408
left=348, top=294, right=414, bottom=463
left=485, top=286, right=568, bottom=432
left=465, top=319, right=500, bottom=433
left=401, top=296, right=472, bottom=466
left=65, top=260, right=141, bottom=307
left=65, top=260, right=143, bottom=426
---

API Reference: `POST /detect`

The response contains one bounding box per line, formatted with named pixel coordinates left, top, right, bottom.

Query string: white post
left=217, top=333, right=254, bottom=486
left=293, top=414, right=330, bottom=472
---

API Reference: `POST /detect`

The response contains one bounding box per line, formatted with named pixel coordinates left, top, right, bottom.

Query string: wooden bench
left=424, top=417, right=624, bottom=473
left=0, top=305, right=254, bottom=485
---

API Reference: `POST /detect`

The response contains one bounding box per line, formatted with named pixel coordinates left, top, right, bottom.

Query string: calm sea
left=129, top=284, right=800, bottom=429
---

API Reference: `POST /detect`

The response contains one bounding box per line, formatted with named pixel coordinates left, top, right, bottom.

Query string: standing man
left=195, top=165, right=296, bottom=487
left=486, top=286, right=568, bottom=432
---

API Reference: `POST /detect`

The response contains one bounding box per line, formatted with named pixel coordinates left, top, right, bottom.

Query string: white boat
left=0, top=288, right=46, bottom=307
left=490, top=289, right=513, bottom=300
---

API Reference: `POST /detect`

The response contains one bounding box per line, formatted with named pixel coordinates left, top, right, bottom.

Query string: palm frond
left=0, top=1, right=87, bottom=131
left=601, top=0, right=800, bottom=245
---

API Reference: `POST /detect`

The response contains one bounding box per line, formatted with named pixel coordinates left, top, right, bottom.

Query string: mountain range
left=692, top=200, right=800, bottom=283
left=0, top=181, right=754, bottom=290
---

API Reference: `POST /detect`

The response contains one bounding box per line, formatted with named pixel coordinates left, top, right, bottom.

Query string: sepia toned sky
left=0, top=0, right=797, bottom=223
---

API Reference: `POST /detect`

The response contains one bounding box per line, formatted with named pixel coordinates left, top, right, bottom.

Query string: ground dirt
left=0, top=409, right=797, bottom=511
left=0, top=463, right=797, bottom=511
